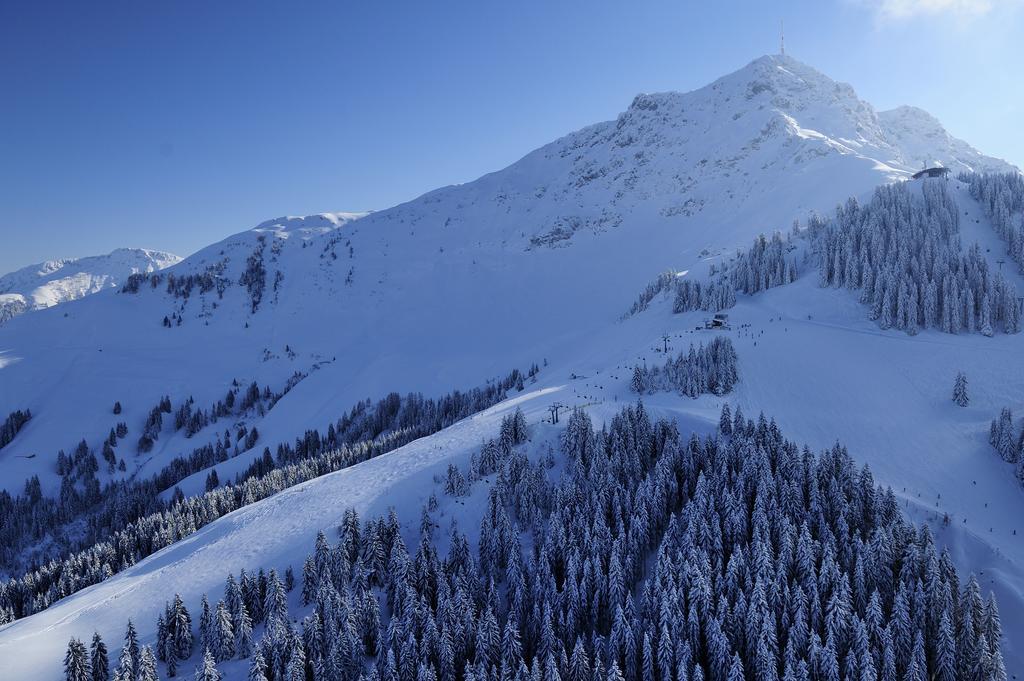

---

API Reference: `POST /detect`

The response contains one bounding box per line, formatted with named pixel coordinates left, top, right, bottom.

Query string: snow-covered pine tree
left=111, top=646, right=133, bottom=681
left=171, top=595, right=193, bottom=661
left=136, top=646, right=159, bottom=681
left=64, top=638, right=92, bottom=681
left=70, top=402, right=1011, bottom=681
left=213, top=600, right=234, bottom=662
left=198, top=596, right=212, bottom=654
left=90, top=632, right=109, bottom=681
left=193, top=648, right=220, bottom=681
left=236, top=606, right=254, bottom=660
left=816, top=180, right=1020, bottom=336
left=2, top=366, right=539, bottom=626
left=630, top=337, right=738, bottom=397
left=719, top=403, right=732, bottom=435
left=631, top=366, right=645, bottom=394
left=953, top=372, right=969, bottom=407
left=248, top=650, right=268, bottom=681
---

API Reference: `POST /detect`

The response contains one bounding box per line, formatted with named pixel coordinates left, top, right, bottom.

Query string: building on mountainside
left=704, top=313, right=730, bottom=329
left=912, top=166, right=951, bottom=180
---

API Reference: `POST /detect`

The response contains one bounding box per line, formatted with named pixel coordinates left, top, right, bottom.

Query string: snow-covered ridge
left=0, top=248, right=181, bottom=325
left=143, top=56, right=1016, bottom=321
left=877, top=105, right=1007, bottom=174
left=157, top=55, right=1015, bottom=290
left=153, top=211, right=366, bottom=287
left=251, top=211, right=369, bottom=237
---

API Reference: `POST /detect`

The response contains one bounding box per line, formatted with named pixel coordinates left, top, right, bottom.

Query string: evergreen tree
left=193, top=648, right=220, bottom=681
left=906, top=632, right=927, bottom=681
left=817, top=180, right=1020, bottom=337
left=90, top=632, right=109, bottom=681
left=137, top=646, right=159, bottom=681
left=65, top=638, right=92, bottom=681
left=502, top=618, right=524, bottom=676
left=728, top=654, right=744, bottom=681
left=112, top=647, right=133, bottom=681
left=952, top=372, right=969, bottom=407
left=631, top=367, right=646, bottom=395
left=172, top=595, right=193, bottom=661
left=287, top=645, right=305, bottom=681
left=935, top=611, right=956, bottom=681
left=213, top=600, right=234, bottom=662
left=248, top=650, right=268, bottom=681
left=198, top=597, right=213, bottom=654
left=630, top=338, right=738, bottom=397
left=284, top=566, right=295, bottom=592
left=124, top=620, right=140, bottom=672
left=236, top=606, right=254, bottom=660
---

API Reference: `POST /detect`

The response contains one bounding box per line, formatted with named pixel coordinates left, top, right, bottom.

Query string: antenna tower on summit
left=780, top=20, right=785, bottom=55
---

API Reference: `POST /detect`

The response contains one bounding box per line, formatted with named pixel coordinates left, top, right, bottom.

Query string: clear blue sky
left=2, top=0, right=1022, bottom=274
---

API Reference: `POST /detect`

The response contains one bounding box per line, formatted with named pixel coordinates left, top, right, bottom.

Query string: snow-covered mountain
left=0, top=248, right=181, bottom=325
left=1, top=55, right=1011, bottom=488
left=2, top=54, right=1024, bottom=679
left=0, top=52, right=1014, bottom=501
left=877, top=105, right=1007, bottom=173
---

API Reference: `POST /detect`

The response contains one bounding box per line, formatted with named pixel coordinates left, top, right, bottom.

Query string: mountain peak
left=715, top=53, right=852, bottom=96
left=623, top=53, right=867, bottom=133
left=616, top=54, right=1012, bottom=184
left=739, top=52, right=830, bottom=78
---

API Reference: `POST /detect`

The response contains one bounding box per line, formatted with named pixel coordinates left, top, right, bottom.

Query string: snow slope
left=0, top=55, right=1013, bottom=497
left=0, top=248, right=181, bottom=325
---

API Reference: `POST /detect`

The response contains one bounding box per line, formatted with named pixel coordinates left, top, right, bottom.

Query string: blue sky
left=2, top=0, right=1022, bottom=274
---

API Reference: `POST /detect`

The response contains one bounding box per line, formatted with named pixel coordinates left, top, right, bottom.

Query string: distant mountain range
left=0, top=248, right=181, bottom=325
